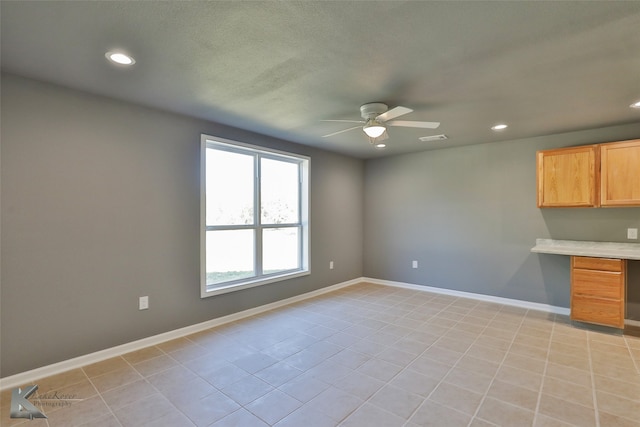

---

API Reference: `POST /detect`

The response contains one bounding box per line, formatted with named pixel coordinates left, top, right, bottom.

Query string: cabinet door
left=537, top=145, right=599, bottom=207
left=600, top=139, right=640, bottom=207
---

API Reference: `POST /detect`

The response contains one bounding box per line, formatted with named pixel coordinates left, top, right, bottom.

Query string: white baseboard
left=0, top=278, right=360, bottom=391
left=363, top=277, right=570, bottom=316
left=626, top=319, right=640, bottom=327
left=1, top=276, right=569, bottom=390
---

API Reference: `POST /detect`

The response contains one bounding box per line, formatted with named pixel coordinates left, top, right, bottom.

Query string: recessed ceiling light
left=375, top=143, right=386, bottom=149
left=105, top=51, right=135, bottom=66
left=630, top=100, right=640, bottom=109
left=491, top=124, right=508, bottom=131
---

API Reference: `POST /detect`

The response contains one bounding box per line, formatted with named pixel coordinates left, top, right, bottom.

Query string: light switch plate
left=139, top=296, right=149, bottom=310
left=628, top=228, right=638, bottom=239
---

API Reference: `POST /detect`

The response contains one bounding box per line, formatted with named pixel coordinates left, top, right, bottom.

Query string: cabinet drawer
left=572, top=256, right=622, bottom=272
left=571, top=295, right=624, bottom=328
left=572, top=269, right=623, bottom=299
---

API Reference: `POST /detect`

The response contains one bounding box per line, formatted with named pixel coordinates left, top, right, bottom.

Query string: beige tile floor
left=2, top=282, right=640, bottom=426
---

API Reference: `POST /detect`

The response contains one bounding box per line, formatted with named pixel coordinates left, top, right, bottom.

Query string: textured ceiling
left=2, top=1, right=640, bottom=159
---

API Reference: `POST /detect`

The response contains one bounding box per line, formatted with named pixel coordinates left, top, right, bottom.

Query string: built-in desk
left=531, top=239, right=640, bottom=260
left=532, top=239, right=640, bottom=329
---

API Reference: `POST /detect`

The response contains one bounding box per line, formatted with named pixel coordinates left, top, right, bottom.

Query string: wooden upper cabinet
left=600, top=139, right=640, bottom=207
left=537, top=145, right=599, bottom=207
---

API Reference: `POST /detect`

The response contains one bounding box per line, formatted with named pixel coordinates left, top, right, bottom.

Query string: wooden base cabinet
left=570, top=256, right=626, bottom=328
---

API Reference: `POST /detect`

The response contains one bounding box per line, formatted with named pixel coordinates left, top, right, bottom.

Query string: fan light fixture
left=321, top=103, right=440, bottom=148
left=363, top=119, right=386, bottom=138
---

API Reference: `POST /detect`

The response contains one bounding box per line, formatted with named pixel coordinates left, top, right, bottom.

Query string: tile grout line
left=186, top=298, right=358, bottom=425
left=82, top=367, right=124, bottom=427
left=23, top=392, right=53, bottom=427
left=106, top=348, right=193, bottom=426
left=333, top=290, right=468, bottom=426
left=587, top=331, right=601, bottom=427
left=157, top=337, right=262, bottom=426
left=378, top=293, right=478, bottom=425
left=231, top=295, right=365, bottom=425
left=331, top=291, right=431, bottom=426
left=368, top=294, right=506, bottom=426
left=465, top=306, right=531, bottom=426
left=530, top=313, right=556, bottom=427
left=623, top=335, right=640, bottom=375
left=394, top=293, right=491, bottom=425
left=13, top=367, right=102, bottom=426
left=298, top=288, right=409, bottom=426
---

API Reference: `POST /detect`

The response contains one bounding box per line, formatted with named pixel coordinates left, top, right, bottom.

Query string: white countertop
left=531, top=239, right=640, bottom=260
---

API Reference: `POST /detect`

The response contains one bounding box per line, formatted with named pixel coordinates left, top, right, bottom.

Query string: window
left=201, top=135, right=309, bottom=297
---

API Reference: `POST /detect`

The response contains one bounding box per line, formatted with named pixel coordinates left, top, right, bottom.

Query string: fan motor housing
left=360, top=103, right=388, bottom=119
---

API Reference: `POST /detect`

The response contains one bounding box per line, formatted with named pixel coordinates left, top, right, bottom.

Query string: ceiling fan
left=322, top=103, right=440, bottom=143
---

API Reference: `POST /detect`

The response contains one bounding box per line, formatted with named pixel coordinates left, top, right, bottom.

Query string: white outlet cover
left=329, top=261, right=334, bottom=270
left=412, top=260, right=418, bottom=268
left=139, top=296, right=149, bottom=310
left=628, top=228, right=638, bottom=239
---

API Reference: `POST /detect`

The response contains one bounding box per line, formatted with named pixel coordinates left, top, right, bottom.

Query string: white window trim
left=200, top=134, right=310, bottom=298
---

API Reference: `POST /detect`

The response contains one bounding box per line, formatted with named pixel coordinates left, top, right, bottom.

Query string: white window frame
left=200, top=134, right=310, bottom=298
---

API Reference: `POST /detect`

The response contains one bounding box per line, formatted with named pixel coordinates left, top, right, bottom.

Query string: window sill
left=201, top=270, right=310, bottom=298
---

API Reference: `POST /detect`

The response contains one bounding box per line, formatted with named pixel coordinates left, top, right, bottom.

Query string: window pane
left=263, top=227, right=300, bottom=274
left=206, top=149, right=254, bottom=225
left=206, top=230, right=255, bottom=285
left=261, top=158, right=299, bottom=224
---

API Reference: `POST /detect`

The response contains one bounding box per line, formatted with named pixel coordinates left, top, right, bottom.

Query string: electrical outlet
left=139, top=296, right=149, bottom=310
left=412, top=260, right=418, bottom=269
left=628, top=228, right=638, bottom=240
left=329, top=261, right=334, bottom=270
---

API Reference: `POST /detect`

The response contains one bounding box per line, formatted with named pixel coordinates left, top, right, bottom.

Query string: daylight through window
left=201, top=135, right=309, bottom=297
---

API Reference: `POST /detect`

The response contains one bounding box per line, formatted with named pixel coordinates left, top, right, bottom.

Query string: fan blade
left=388, top=120, right=440, bottom=129
left=376, top=106, right=412, bottom=122
left=320, top=119, right=365, bottom=124
left=322, top=126, right=361, bottom=138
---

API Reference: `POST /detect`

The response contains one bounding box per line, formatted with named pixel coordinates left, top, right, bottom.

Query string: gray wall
left=0, top=73, right=364, bottom=377
left=2, top=71, right=639, bottom=378
left=364, top=124, right=640, bottom=310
